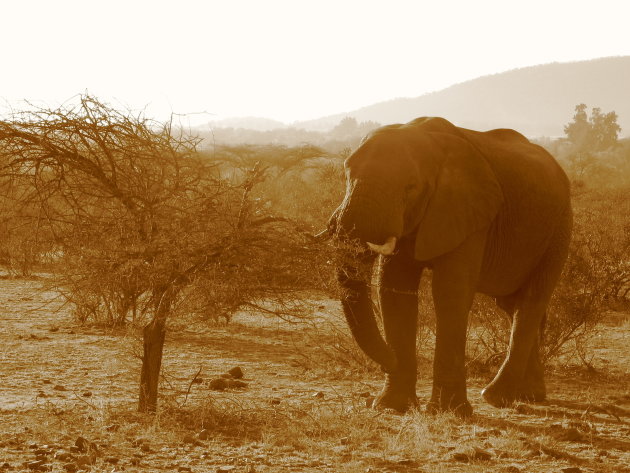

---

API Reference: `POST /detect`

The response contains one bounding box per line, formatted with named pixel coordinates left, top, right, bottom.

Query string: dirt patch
left=1, top=277, right=629, bottom=472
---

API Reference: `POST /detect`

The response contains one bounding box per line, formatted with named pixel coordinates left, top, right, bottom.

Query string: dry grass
left=1, top=276, right=629, bottom=472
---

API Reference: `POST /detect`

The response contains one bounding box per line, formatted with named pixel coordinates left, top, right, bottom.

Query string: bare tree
left=0, top=96, right=329, bottom=412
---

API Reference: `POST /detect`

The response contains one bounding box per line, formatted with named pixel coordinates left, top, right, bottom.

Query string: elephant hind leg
left=494, top=295, right=546, bottom=403
left=517, top=327, right=546, bottom=402
left=483, top=211, right=570, bottom=408
left=482, top=288, right=550, bottom=407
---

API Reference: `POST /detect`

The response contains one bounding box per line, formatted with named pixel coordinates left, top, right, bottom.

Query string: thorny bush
left=0, top=96, right=335, bottom=411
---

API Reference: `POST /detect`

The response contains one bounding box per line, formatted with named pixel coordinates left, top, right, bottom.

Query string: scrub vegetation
left=0, top=96, right=628, bottom=472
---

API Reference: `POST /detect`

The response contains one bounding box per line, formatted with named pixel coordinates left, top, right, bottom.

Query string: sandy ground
left=1, top=275, right=629, bottom=472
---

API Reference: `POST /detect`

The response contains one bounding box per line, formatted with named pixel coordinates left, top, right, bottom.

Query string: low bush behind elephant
left=330, top=117, right=572, bottom=417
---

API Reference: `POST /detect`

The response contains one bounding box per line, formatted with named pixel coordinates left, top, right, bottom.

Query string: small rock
left=209, top=378, right=229, bottom=391
left=53, top=384, right=67, bottom=391
left=182, top=434, right=199, bottom=445
left=104, top=457, right=120, bottom=464
left=527, top=448, right=542, bottom=458
left=140, top=443, right=152, bottom=452
left=192, top=377, right=204, bottom=384
left=340, top=437, right=350, bottom=445
left=62, top=462, right=78, bottom=472
left=75, top=454, right=96, bottom=466
left=55, top=452, right=74, bottom=462
left=74, top=437, right=89, bottom=452
left=313, top=391, right=325, bottom=399
left=452, top=452, right=469, bottom=462
left=42, top=380, right=52, bottom=384
left=82, top=391, right=93, bottom=397
left=198, top=429, right=210, bottom=440
left=270, top=398, right=281, bottom=405
left=561, top=468, right=582, bottom=473
left=130, top=438, right=145, bottom=447
left=226, top=379, right=247, bottom=389
left=560, top=428, right=583, bottom=442
left=74, top=436, right=97, bottom=453
left=228, top=366, right=244, bottom=379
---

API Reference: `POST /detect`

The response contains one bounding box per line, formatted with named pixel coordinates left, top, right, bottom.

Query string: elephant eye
left=403, top=183, right=421, bottom=202
left=404, top=183, right=419, bottom=193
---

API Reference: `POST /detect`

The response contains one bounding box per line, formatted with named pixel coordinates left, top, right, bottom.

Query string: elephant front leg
left=374, top=253, right=423, bottom=413
left=427, top=234, right=486, bottom=418
left=428, top=284, right=474, bottom=418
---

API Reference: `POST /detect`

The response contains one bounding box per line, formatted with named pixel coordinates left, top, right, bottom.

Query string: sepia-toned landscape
left=1, top=60, right=629, bottom=470
left=2, top=0, right=630, bottom=466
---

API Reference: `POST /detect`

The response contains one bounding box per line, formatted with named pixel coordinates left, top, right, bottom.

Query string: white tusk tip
left=366, top=237, right=397, bottom=255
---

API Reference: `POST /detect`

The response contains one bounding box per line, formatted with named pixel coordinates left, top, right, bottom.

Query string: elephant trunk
left=336, top=251, right=397, bottom=373
left=334, top=198, right=399, bottom=373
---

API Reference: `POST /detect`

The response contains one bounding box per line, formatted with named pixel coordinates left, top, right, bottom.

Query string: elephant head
left=331, top=117, right=503, bottom=376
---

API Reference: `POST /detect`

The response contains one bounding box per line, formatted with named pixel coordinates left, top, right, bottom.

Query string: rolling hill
left=295, top=56, right=630, bottom=137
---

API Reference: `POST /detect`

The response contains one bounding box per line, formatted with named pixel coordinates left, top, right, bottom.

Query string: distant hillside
left=295, top=56, right=630, bottom=137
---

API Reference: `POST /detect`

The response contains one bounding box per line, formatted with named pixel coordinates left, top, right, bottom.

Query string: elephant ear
left=414, top=132, right=503, bottom=261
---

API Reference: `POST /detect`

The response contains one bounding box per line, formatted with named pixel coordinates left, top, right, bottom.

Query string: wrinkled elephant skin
left=331, top=117, right=572, bottom=416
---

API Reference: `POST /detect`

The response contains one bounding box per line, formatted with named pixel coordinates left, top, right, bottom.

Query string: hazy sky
left=2, top=0, right=628, bottom=124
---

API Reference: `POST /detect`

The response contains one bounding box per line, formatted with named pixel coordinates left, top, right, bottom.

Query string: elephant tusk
left=366, top=237, right=397, bottom=255
left=311, top=228, right=331, bottom=241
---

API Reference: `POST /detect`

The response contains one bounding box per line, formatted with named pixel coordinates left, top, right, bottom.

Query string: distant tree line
left=197, top=116, right=381, bottom=153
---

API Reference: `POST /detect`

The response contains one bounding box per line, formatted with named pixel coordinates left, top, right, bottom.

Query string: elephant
left=327, top=117, right=572, bottom=417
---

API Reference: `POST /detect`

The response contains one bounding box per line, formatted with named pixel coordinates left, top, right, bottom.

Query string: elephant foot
left=515, top=380, right=546, bottom=403
left=482, top=376, right=546, bottom=408
left=481, top=383, right=515, bottom=408
left=426, top=398, right=473, bottom=418
left=427, top=386, right=473, bottom=418
left=372, top=374, right=417, bottom=413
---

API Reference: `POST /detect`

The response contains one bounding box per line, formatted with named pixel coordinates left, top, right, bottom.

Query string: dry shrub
left=290, top=314, right=376, bottom=377
left=0, top=96, right=334, bottom=411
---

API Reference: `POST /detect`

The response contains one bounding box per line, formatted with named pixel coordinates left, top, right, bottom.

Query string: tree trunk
left=138, top=288, right=172, bottom=413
